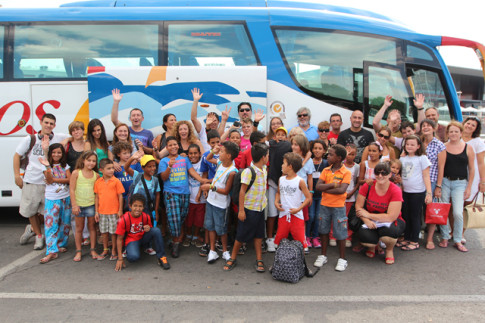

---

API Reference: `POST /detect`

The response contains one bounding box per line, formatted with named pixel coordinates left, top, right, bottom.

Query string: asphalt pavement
left=1, top=208, right=485, bottom=322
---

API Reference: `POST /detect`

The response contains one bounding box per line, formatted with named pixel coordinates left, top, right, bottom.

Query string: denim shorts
left=204, top=202, right=227, bottom=236
left=77, top=205, right=95, bottom=218
left=318, top=205, right=348, bottom=240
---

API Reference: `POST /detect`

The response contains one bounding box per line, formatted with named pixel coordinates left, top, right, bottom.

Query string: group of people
left=13, top=88, right=485, bottom=273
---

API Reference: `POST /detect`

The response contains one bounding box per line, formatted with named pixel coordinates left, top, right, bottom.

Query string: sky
left=0, top=0, right=483, bottom=70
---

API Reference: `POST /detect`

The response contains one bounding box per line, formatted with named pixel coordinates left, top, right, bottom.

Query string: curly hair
left=175, top=120, right=198, bottom=144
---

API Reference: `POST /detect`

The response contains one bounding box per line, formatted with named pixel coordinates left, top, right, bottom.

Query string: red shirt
left=328, top=131, right=339, bottom=141
left=240, top=149, right=253, bottom=169
left=359, top=182, right=403, bottom=221
left=115, top=212, right=152, bottom=246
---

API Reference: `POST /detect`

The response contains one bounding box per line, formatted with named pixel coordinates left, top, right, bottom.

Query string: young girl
left=359, top=142, right=381, bottom=186
left=85, top=119, right=113, bottom=169
left=38, top=144, right=72, bottom=264
left=240, top=118, right=253, bottom=152
left=184, top=144, right=207, bottom=248
left=307, top=139, right=328, bottom=249
left=389, top=159, right=402, bottom=188
left=362, top=127, right=395, bottom=162
left=159, top=136, right=209, bottom=258
left=342, top=143, right=360, bottom=247
left=291, top=134, right=313, bottom=251
left=399, top=135, right=432, bottom=251
left=70, top=150, right=101, bottom=261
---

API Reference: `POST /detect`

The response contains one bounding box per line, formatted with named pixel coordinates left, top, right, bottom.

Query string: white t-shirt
left=345, top=163, right=360, bottom=202
left=278, top=175, right=304, bottom=220
left=400, top=155, right=431, bottom=193
left=44, top=164, right=70, bottom=200
left=16, top=133, right=69, bottom=184
left=207, top=161, right=237, bottom=209
left=198, top=128, right=210, bottom=152
left=189, top=160, right=206, bottom=204
left=466, top=137, right=485, bottom=202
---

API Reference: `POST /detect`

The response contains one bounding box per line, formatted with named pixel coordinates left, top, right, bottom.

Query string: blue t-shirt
left=158, top=155, right=193, bottom=194
left=199, top=150, right=219, bottom=179
left=131, top=170, right=160, bottom=212
left=114, top=164, right=143, bottom=199
left=297, top=158, right=314, bottom=185
left=289, top=124, right=319, bottom=141
left=129, top=127, right=154, bottom=148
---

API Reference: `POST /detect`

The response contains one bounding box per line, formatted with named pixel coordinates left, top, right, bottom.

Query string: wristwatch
left=211, top=185, right=217, bottom=192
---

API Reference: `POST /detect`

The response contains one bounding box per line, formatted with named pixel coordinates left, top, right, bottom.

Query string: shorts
left=19, top=183, right=45, bottom=218
left=204, top=202, right=227, bottom=236
left=186, top=203, right=206, bottom=228
left=76, top=205, right=95, bottom=218
left=267, top=184, right=278, bottom=218
left=235, top=208, right=265, bottom=243
left=318, top=205, right=348, bottom=240
left=99, top=214, right=118, bottom=234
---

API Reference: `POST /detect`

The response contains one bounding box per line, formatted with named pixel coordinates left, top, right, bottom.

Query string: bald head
left=350, top=110, right=364, bottom=130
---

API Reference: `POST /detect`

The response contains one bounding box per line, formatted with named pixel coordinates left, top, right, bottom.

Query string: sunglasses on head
left=239, top=108, right=251, bottom=112
left=374, top=170, right=390, bottom=176
left=377, top=133, right=390, bottom=140
left=318, top=128, right=330, bottom=133
left=298, top=114, right=308, bottom=118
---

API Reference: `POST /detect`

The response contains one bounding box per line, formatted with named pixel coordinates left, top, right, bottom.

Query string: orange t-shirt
left=319, top=165, right=351, bottom=208
left=94, top=177, right=125, bottom=214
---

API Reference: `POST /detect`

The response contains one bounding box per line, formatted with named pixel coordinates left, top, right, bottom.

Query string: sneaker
left=215, top=240, right=223, bottom=252
left=144, top=248, right=156, bottom=256
left=306, top=237, right=313, bottom=248
left=171, top=242, right=180, bottom=258
left=199, top=244, right=209, bottom=257
left=304, top=247, right=309, bottom=255
left=222, top=250, right=231, bottom=261
left=158, top=256, right=171, bottom=270
left=312, top=237, right=321, bottom=248
left=345, top=240, right=352, bottom=248
left=33, top=235, right=44, bottom=250
left=329, top=239, right=337, bottom=247
left=182, top=237, right=191, bottom=247
left=20, top=224, right=35, bottom=245
left=335, top=258, right=348, bottom=272
left=207, top=250, right=219, bottom=264
left=266, top=238, right=276, bottom=253
left=194, top=239, right=205, bottom=248
left=314, top=255, right=328, bottom=267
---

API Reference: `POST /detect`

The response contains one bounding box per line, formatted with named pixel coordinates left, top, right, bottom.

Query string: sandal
left=255, top=260, right=265, bottom=273
left=223, top=258, right=237, bottom=271
left=73, top=250, right=82, bottom=262
left=109, top=254, right=118, bottom=261
left=426, top=241, right=435, bottom=250
left=365, top=248, right=375, bottom=258
left=439, top=240, right=448, bottom=248
left=385, top=257, right=395, bottom=265
left=454, top=243, right=468, bottom=253
left=97, top=248, right=109, bottom=261
left=395, top=240, right=409, bottom=248
left=58, top=247, right=68, bottom=253
left=401, top=243, right=419, bottom=251
left=352, top=244, right=364, bottom=253
left=90, top=248, right=100, bottom=260
left=40, top=253, right=58, bottom=264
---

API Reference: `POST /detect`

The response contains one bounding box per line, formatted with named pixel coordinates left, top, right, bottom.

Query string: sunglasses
left=298, top=114, right=308, bottom=118
left=377, top=133, right=390, bottom=140
left=239, top=108, right=251, bottom=112
left=318, top=128, right=330, bottom=133
left=374, top=170, right=390, bottom=176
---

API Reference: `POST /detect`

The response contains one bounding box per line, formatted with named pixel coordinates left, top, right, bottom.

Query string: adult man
left=13, top=114, right=68, bottom=249
left=425, top=107, right=446, bottom=142
left=289, top=107, right=319, bottom=141
left=220, top=101, right=265, bottom=139
left=337, top=110, right=374, bottom=163
left=111, top=88, right=154, bottom=151
left=328, top=113, right=342, bottom=145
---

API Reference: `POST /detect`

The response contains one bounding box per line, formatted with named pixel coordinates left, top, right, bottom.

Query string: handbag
left=464, top=193, right=485, bottom=229
left=425, top=199, right=450, bottom=225
left=348, top=183, right=372, bottom=232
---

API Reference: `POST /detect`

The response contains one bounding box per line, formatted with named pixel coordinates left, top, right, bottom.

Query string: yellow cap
left=140, top=154, right=156, bottom=167
left=275, top=126, right=287, bottom=135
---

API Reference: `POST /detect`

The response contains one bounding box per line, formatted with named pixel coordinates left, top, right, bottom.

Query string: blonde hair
left=68, top=121, right=85, bottom=135
left=317, top=121, right=330, bottom=129
left=288, top=127, right=305, bottom=140
left=446, top=120, right=464, bottom=133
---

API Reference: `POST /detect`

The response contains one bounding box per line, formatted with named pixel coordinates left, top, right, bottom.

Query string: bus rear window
left=167, top=23, right=258, bottom=66
left=13, top=24, right=158, bottom=79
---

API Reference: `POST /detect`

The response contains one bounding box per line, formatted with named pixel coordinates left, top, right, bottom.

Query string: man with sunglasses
left=289, top=107, right=319, bottom=141
left=222, top=102, right=265, bottom=134
left=337, top=110, right=374, bottom=163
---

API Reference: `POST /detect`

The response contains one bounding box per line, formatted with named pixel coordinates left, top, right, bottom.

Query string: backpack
left=121, top=211, right=149, bottom=239
left=270, top=239, right=317, bottom=283
left=230, top=166, right=256, bottom=207
left=125, top=173, right=159, bottom=213
left=20, top=135, right=36, bottom=171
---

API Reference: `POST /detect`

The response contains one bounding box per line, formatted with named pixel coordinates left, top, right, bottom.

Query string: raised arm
left=414, top=93, right=426, bottom=133
left=191, top=88, right=203, bottom=134
left=111, top=88, right=123, bottom=126
left=372, top=95, right=393, bottom=132
left=218, top=106, right=231, bottom=136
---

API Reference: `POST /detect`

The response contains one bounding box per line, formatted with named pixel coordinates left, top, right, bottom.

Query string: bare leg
left=337, top=239, right=346, bottom=259
left=30, top=214, right=42, bottom=236
left=221, top=234, right=228, bottom=252
left=87, top=217, right=99, bottom=258
left=266, top=217, right=276, bottom=239
left=319, top=234, right=329, bottom=255
left=209, top=231, right=217, bottom=251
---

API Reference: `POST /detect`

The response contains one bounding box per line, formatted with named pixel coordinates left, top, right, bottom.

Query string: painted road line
left=1, top=293, right=485, bottom=303
left=0, top=250, right=43, bottom=280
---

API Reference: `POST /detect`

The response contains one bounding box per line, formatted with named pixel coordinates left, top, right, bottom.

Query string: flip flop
left=73, top=250, right=82, bottom=262
left=109, top=255, right=118, bottom=261
left=454, top=243, right=468, bottom=252
left=426, top=241, right=435, bottom=250
left=401, top=243, right=419, bottom=251
left=40, top=253, right=58, bottom=264
left=396, top=240, right=409, bottom=248
left=439, top=240, right=448, bottom=248
left=365, top=249, right=375, bottom=258
left=255, top=260, right=265, bottom=273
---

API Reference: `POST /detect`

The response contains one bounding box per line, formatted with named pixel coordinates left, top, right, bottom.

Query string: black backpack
left=270, top=239, right=318, bottom=283
left=230, top=166, right=256, bottom=207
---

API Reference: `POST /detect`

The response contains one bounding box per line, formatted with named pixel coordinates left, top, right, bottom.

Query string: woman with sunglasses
left=361, top=127, right=395, bottom=162
left=420, top=119, right=446, bottom=250
left=355, top=162, right=404, bottom=265
left=317, top=121, right=331, bottom=148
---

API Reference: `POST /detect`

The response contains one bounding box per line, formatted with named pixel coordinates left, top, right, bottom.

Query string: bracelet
left=310, top=190, right=314, bottom=193
left=436, top=185, right=441, bottom=188
left=253, top=121, right=259, bottom=127
left=417, top=108, right=424, bottom=111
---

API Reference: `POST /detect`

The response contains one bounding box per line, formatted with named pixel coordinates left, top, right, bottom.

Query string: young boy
left=223, top=143, right=269, bottom=272
left=112, top=141, right=143, bottom=210
left=94, top=158, right=125, bottom=260
left=240, top=131, right=266, bottom=168
left=314, top=144, right=351, bottom=272
left=274, top=152, right=312, bottom=250
left=114, top=194, right=170, bottom=271
left=200, top=141, right=239, bottom=263
left=274, top=126, right=287, bottom=143
left=342, top=143, right=360, bottom=247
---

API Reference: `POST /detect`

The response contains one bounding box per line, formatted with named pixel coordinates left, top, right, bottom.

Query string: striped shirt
left=241, top=163, right=267, bottom=211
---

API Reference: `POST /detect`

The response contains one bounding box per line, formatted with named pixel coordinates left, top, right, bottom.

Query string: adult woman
left=420, top=119, right=445, bottom=250
left=355, top=162, right=404, bottom=265
left=84, top=119, right=113, bottom=166
left=153, top=113, right=177, bottom=153
left=317, top=121, right=330, bottom=148
left=158, top=120, right=204, bottom=158
left=61, top=121, right=85, bottom=170
left=436, top=121, right=475, bottom=252
left=266, top=117, right=284, bottom=141
left=361, top=127, right=395, bottom=162
left=462, top=117, right=485, bottom=205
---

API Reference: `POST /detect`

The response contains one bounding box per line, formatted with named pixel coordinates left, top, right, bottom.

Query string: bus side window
left=0, top=26, right=3, bottom=79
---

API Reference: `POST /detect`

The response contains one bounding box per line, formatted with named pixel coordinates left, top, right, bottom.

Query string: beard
left=299, top=120, right=309, bottom=127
